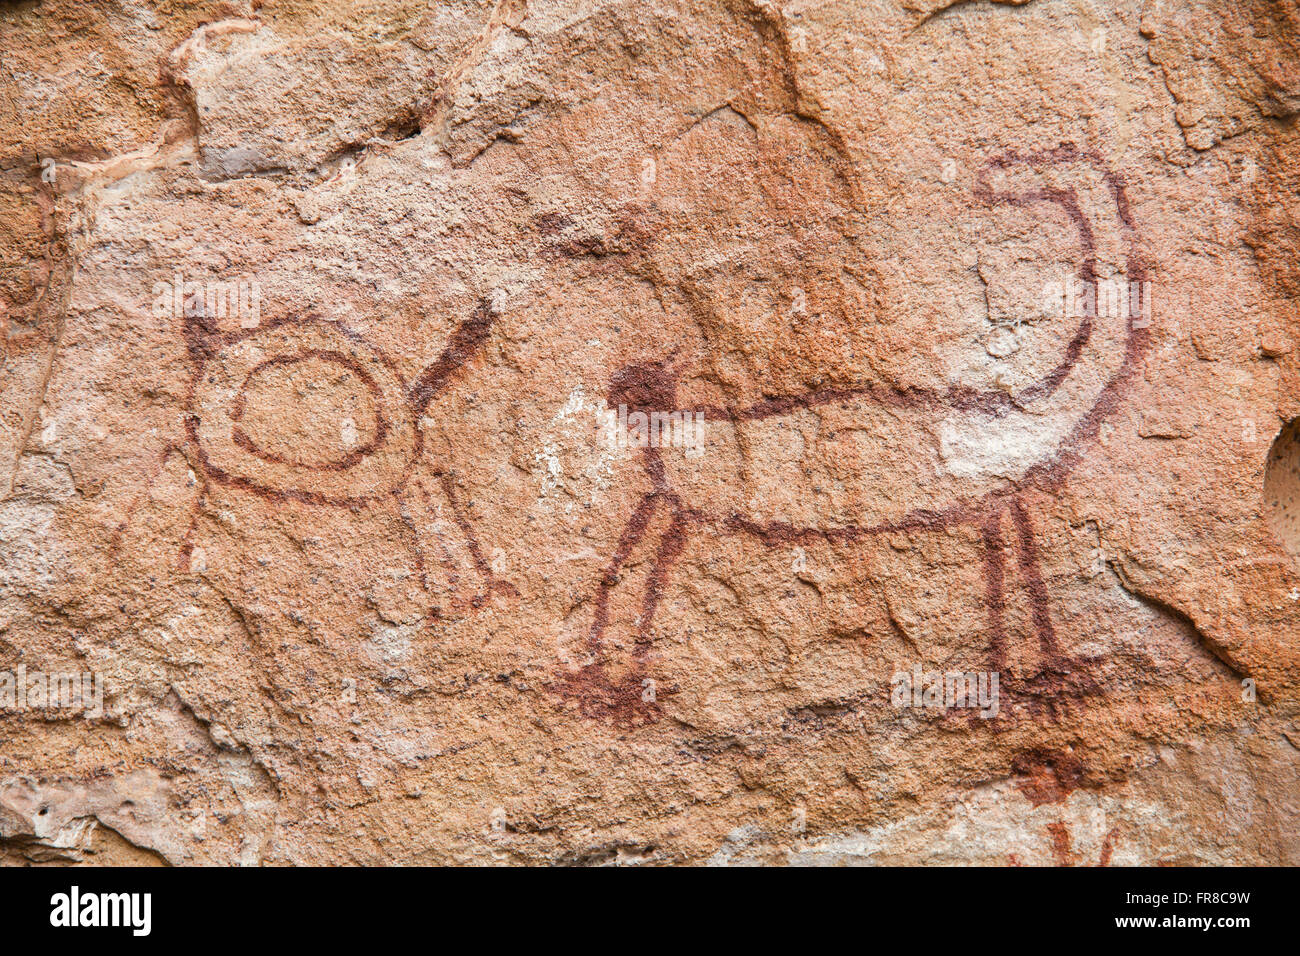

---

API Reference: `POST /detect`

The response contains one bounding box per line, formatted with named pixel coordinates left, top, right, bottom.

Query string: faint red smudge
left=1046, top=821, right=1074, bottom=866
left=1099, top=825, right=1119, bottom=866
left=1012, top=748, right=1085, bottom=806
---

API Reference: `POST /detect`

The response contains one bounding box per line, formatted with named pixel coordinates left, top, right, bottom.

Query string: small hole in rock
left=1264, top=417, right=1300, bottom=561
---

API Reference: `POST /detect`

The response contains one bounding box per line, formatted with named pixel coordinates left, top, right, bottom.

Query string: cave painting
left=123, top=146, right=1150, bottom=724
left=115, top=298, right=512, bottom=618
left=552, top=146, right=1152, bottom=724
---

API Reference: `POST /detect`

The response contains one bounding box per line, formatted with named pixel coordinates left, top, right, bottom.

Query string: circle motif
left=190, top=320, right=418, bottom=505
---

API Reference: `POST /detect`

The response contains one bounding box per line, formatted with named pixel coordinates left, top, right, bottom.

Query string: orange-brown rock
left=1, top=0, right=1297, bottom=865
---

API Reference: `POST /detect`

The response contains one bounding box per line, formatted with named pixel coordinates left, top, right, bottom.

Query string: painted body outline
left=115, top=297, right=513, bottom=617
left=553, top=145, right=1152, bottom=724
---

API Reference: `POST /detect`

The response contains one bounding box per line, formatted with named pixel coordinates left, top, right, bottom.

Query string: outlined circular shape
left=189, top=319, right=419, bottom=505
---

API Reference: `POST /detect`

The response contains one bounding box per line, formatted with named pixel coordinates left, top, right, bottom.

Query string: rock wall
left=1, top=0, right=1297, bottom=865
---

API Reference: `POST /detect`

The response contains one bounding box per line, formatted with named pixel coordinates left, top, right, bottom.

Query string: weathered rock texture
left=1, top=0, right=1298, bottom=865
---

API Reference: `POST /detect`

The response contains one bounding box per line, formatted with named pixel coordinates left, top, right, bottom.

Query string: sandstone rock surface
left=1, top=0, right=1297, bottom=865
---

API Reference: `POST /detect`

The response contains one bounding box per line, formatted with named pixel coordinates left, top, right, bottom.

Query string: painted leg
left=393, top=467, right=490, bottom=620
left=549, top=491, right=670, bottom=724
left=633, top=503, right=691, bottom=663
left=437, top=471, right=519, bottom=601
left=1007, top=498, right=1098, bottom=707
left=588, top=491, right=662, bottom=658
left=980, top=509, right=1010, bottom=675
left=1007, top=498, right=1064, bottom=664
